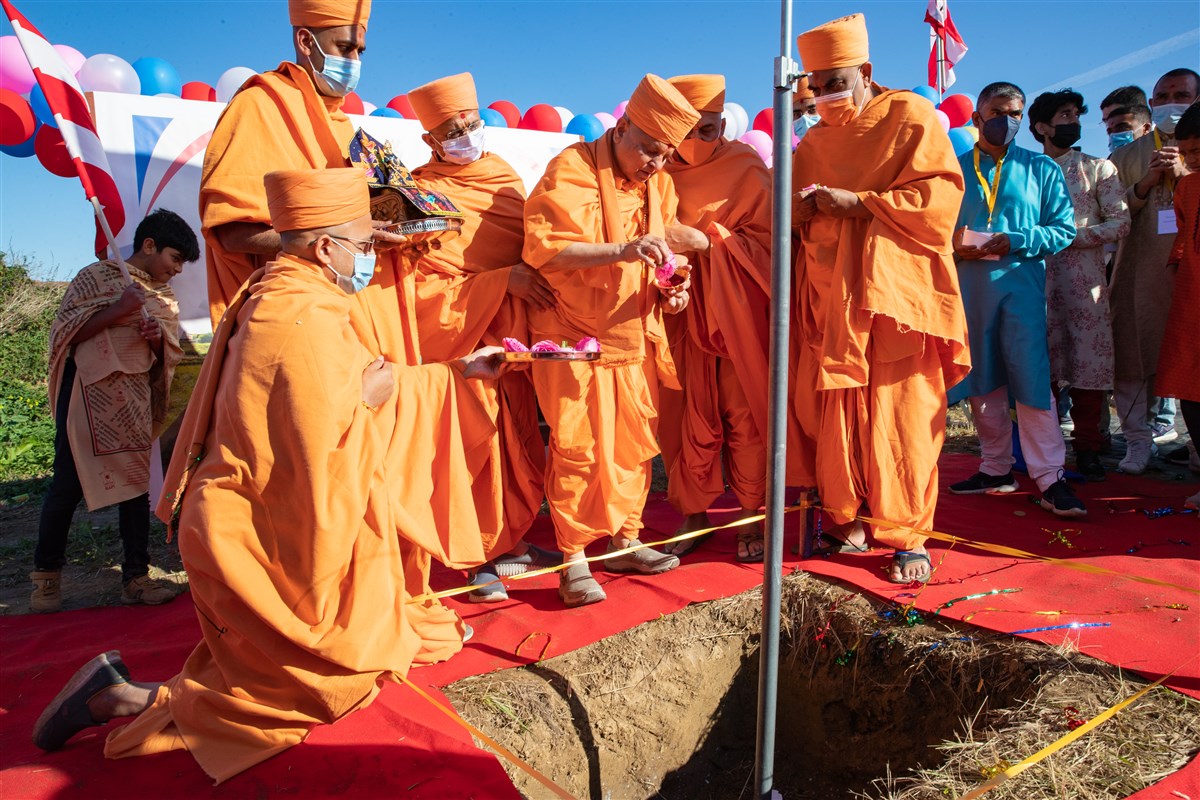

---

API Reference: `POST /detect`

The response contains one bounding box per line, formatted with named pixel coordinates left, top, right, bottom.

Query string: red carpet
left=1, top=454, right=1196, bottom=798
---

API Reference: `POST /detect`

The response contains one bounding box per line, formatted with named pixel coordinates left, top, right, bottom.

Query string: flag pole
left=90, top=197, right=134, bottom=284
left=937, top=33, right=946, bottom=102
left=757, top=0, right=798, bottom=796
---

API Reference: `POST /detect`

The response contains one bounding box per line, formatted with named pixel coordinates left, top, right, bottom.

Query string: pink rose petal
left=575, top=337, right=601, bottom=353
left=502, top=337, right=529, bottom=352
left=530, top=339, right=561, bottom=352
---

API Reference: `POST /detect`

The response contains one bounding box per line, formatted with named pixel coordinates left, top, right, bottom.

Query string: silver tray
left=502, top=351, right=601, bottom=362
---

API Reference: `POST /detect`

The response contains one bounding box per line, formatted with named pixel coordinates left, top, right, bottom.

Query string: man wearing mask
left=788, top=14, right=970, bottom=584
left=1100, top=86, right=1153, bottom=153
left=657, top=74, right=772, bottom=562
left=948, top=83, right=1081, bottom=516
left=200, top=0, right=404, bottom=327
left=792, top=75, right=819, bottom=144
left=1029, top=90, right=1130, bottom=481
left=407, top=73, right=559, bottom=602
left=1108, top=68, right=1198, bottom=474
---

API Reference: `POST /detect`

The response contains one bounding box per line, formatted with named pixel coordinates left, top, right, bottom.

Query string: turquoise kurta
left=948, top=144, right=1076, bottom=409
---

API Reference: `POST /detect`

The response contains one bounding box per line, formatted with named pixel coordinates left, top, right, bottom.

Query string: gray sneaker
left=1151, top=422, right=1178, bottom=445
left=603, top=540, right=680, bottom=574
left=558, top=562, right=606, bottom=608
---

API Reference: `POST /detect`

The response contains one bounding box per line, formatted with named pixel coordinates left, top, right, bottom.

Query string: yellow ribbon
left=973, top=146, right=1006, bottom=230
left=957, top=661, right=1190, bottom=799
left=395, top=672, right=578, bottom=800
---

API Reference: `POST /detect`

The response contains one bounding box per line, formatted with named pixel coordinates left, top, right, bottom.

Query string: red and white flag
left=925, top=0, right=968, bottom=93
left=1, top=0, right=125, bottom=257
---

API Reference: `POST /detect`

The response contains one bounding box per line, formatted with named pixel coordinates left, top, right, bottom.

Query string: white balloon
left=721, top=108, right=738, bottom=140
left=216, top=66, right=257, bottom=103
left=594, top=111, right=617, bottom=131
left=361, top=100, right=377, bottom=115
left=77, top=53, right=140, bottom=94
left=554, top=105, right=574, bottom=129
left=725, top=102, right=750, bottom=140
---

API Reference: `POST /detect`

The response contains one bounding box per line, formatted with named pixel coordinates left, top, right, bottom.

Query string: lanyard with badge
left=972, top=147, right=1006, bottom=232
left=1153, top=129, right=1178, bottom=235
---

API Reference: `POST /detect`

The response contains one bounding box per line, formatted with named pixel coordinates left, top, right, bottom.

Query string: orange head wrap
left=796, top=13, right=869, bottom=73
left=409, top=72, right=479, bottom=132
left=794, top=74, right=815, bottom=102
left=289, top=0, right=371, bottom=31
left=624, top=74, right=701, bottom=148
left=667, top=74, right=726, bottom=114
left=265, top=168, right=369, bottom=233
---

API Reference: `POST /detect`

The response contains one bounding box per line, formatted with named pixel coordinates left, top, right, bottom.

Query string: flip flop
left=811, top=531, right=870, bottom=556
left=889, top=550, right=931, bottom=584
left=736, top=530, right=765, bottom=563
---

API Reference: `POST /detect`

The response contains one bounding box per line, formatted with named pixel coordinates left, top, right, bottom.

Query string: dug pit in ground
left=444, top=572, right=1199, bottom=800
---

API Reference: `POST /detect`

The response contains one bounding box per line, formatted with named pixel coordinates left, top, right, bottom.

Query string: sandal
left=889, top=550, right=931, bottom=584
left=812, top=531, right=870, bottom=557
left=665, top=529, right=716, bottom=557
left=736, top=530, right=765, bottom=563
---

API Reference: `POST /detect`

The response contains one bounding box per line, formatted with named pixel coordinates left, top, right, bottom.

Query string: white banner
left=89, top=91, right=580, bottom=335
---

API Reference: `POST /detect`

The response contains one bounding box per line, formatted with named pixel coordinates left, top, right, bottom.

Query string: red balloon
left=386, top=94, right=417, bottom=119
left=35, top=125, right=75, bottom=177
left=0, top=88, right=36, bottom=146
left=518, top=103, right=562, bottom=133
left=752, top=108, right=774, bottom=135
left=488, top=100, right=520, bottom=128
left=341, top=91, right=364, bottom=115
left=939, top=94, right=974, bottom=129
left=181, top=81, right=215, bottom=102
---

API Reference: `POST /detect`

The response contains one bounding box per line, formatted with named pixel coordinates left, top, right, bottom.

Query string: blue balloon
left=132, top=57, right=182, bottom=97
left=479, top=107, right=507, bottom=128
left=0, top=120, right=39, bottom=157
left=948, top=127, right=975, bottom=157
left=29, top=84, right=57, bottom=128
left=911, top=85, right=940, bottom=105
left=565, top=113, right=604, bottom=142
left=369, top=106, right=403, bottom=118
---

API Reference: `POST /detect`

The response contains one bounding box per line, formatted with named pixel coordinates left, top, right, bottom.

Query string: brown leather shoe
left=30, top=571, right=62, bottom=614
left=120, top=576, right=175, bottom=606
left=558, top=562, right=606, bottom=608
left=603, top=540, right=680, bottom=574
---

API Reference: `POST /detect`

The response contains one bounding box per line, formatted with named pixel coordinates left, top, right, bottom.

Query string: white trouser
left=970, top=386, right=1066, bottom=492
left=1114, top=378, right=1152, bottom=446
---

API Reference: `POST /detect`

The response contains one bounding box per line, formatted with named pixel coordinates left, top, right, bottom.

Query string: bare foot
left=86, top=680, right=161, bottom=722
left=736, top=520, right=765, bottom=563
left=664, top=512, right=713, bottom=555
left=888, top=547, right=931, bottom=584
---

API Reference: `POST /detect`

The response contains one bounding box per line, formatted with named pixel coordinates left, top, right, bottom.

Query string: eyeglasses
left=443, top=118, right=484, bottom=141
left=328, top=235, right=374, bottom=255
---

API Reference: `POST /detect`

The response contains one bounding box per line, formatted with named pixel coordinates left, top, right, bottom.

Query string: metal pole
left=755, top=0, right=797, bottom=796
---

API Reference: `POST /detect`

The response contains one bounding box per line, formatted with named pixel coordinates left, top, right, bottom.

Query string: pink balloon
left=612, top=100, right=628, bottom=119
left=53, top=44, right=86, bottom=76
left=739, top=130, right=773, bottom=163
left=935, top=109, right=951, bottom=132
left=594, top=111, right=617, bottom=130
left=0, top=36, right=35, bottom=94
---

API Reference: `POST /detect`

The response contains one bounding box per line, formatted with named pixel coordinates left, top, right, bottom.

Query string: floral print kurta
left=1046, top=149, right=1130, bottom=389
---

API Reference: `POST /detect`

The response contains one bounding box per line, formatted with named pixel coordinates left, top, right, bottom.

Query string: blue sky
left=2, top=0, right=1197, bottom=278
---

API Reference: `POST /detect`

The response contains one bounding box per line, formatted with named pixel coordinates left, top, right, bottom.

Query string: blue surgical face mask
left=305, top=31, right=361, bottom=97
left=329, top=238, right=376, bottom=294
left=1108, top=131, right=1136, bottom=152
left=1151, top=103, right=1188, bottom=136
left=793, top=113, right=819, bottom=142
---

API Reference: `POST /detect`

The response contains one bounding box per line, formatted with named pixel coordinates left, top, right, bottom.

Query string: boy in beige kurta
left=29, top=209, right=199, bottom=612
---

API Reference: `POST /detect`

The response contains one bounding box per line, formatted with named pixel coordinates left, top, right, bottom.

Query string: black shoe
left=1075, top=451, right=1106, bottom=482
left=949, top=471, right=1018, bottom=495
left=1039, top=480, right=1087, bottom=518
left=32, top=651, right=130, bottom=751
left=1163, top=446, right=1191, bottom=464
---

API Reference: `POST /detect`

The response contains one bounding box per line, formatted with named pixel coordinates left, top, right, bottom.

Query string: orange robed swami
left=788, top=14, right=970, bottom=551
left=408, top=72, right=545, bottom=560
left=200, top=0, right=486, bottom=659
left=105, top=168, right=431, bottom=782
left=523, top=75, right=698, bottom=555
left=660, top=74, right=772, bottom=517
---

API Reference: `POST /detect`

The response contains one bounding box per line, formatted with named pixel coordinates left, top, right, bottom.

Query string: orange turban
left=265, top=168, right=369, bottom=233
left=288, top=0, right=371, bottom=30
left=624, top=74, right=701, bottom=148
left=667, top=74, right=726, bottom=114
left=794, top=74, right=815, bottom=102
left=797, top=13, right=869, bottom=73
left=409, top=72, right=479, bottom=132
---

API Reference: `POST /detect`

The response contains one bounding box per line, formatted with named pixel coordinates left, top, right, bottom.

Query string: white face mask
left=440, top=124, right=486, bottom=165
left=1152, top=103, right=1189, bottom=136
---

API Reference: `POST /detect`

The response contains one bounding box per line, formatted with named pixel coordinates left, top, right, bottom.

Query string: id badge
left=1158, top=209, right=1178, bottom=235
